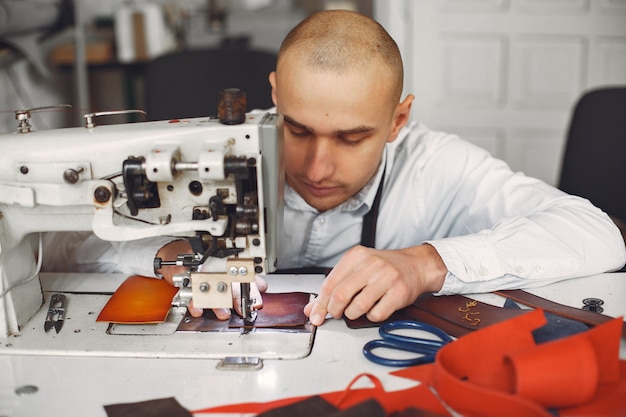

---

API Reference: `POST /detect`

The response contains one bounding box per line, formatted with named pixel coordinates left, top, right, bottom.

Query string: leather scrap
left=345, top=290, right=620, bottom=339
left=104, top=397, right=191, bottom=417
left=97, top=275, right=178, bottom=324
left=257, top=397, right=386, bottom=417
left=391, top=310, right=626, bottom=417
left=176, top=292, right=312, bottom=332
left=229, top=292, right=311, bottom=328
left=496, top=289, right=626, bottom=338
left=345, top=293, right=528, bottom=337
left=256, top=396, right=338, bottom=417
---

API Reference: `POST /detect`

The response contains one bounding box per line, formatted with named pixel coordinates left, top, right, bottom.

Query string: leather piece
left=559, top=361, right=626, bottom=417
left=176, top=292, right=312, bottom=332
left=496, top=289, right=626, bottom=338
left=345, top=293, right=529, bottom=337
left=257, top=396, right=337, bottom=417
left=97, top=275, right=178, bottom=324
left=104, top=397, right=192, bottom=417
left=508, top=336, right=599, bottom=407
left=345, top=305, right=472, bottom=337
left=411, top=293, right=529, bottom=332
left=257, top=397, right=386, bottom=417
left=229, top=292, right=311, bottom=328
left=330, top=399, right=385, bottom=417
left=345, top=290, right=619, bottom=340
left=390, top=408, right=447, bottom=417
left=392, top=310, right=626, bottom=417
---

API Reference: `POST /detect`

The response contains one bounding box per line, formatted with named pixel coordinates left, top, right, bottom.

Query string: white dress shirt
left=279, top=122, right=626, bottom=294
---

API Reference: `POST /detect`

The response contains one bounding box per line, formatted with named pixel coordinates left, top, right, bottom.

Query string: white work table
left=1, top=272, right=625, bottom=417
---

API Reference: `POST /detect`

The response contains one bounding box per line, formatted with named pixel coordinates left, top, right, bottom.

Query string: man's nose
left=304, top=138, right=335, bottom=183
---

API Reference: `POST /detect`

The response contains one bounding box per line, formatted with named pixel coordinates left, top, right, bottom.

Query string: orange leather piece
left=508, top=335, right=598, bottom=407
left=391, top=309, right=625, bottom=417
left=96, top=275, right=178, bottom=323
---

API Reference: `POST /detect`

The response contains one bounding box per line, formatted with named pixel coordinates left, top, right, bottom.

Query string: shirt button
left=318, top=218, right=325, bottom=224
left=479, top=266, right=489, bottom=276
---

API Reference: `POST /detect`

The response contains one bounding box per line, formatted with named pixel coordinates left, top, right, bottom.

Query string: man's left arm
left=430, top=191, right=626, bottom=295
left=305, top=194, right=625, bottom=325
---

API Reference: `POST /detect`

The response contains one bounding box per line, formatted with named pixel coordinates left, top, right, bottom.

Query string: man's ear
left=269, top=71, right=278, bottom=106
left=387, top=94, right=414, bottom=143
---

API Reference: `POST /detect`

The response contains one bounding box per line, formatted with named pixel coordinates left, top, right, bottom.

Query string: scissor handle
left=363, top=339, right=436, bottom=367
left=362, top=320, right=453, bottom=367
left=380, top=320, right=453, bottom=346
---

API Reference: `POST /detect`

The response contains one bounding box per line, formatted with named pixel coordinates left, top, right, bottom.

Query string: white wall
left=375, top=0, right=626, bottom=185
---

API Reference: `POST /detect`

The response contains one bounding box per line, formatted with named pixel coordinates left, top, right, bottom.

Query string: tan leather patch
left=97, top=275, right=178, bottom=323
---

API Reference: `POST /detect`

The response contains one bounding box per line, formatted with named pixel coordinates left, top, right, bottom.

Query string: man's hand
left=155, top=240, right=267, bottom=320
left=303, top=244, right=447, bottom=326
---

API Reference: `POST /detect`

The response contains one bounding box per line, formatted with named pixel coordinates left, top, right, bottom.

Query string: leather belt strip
left=495, top=289, right=626, bottom=338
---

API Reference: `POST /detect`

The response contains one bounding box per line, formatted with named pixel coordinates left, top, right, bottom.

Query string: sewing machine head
left=0, top=106, right=284, bottom=337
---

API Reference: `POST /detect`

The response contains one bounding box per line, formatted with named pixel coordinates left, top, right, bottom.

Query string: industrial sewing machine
left=0, top=101, right=285, bottom=348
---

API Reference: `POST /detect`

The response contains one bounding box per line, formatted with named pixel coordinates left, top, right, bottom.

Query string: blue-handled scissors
left=363, top=320, right=453, bottom=367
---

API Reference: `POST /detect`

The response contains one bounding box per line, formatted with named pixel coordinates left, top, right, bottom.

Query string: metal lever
left=14, top=104, right=72, bottom=133
left=83, top=109, right=147, bottom=128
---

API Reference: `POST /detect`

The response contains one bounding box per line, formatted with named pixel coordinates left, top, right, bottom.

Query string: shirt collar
left=284, top=148, right=387, bottom=214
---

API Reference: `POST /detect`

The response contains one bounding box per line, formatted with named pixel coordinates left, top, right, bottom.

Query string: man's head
left=269, top=10, right=413, bottom=213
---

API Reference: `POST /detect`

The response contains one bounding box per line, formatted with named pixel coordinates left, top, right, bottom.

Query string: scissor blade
left=53, top=319, right=64, bottom=333
left=44, top=319, right=55, bottom=332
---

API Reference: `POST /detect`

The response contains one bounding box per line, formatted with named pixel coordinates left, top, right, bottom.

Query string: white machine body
left=0, top=112, right=284, bottom=337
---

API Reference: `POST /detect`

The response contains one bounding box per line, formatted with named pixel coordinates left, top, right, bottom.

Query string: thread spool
left=218, top=88, right=247, bottom=125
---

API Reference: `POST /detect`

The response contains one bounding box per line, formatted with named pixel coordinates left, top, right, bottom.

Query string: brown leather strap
left=345, top=293, right=528, bottom=337
left=410, top=293, right=529, bottom=334
left=344, top=304, right=475, bottom=337
left=495, top=289, right=626, bottom=338
left=346, top=290, right=626, bottom=339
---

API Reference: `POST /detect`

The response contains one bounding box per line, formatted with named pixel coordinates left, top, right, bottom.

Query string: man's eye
left=338, top=136, right=362, bottom=146
left=289, top=129, right=311, bottom=138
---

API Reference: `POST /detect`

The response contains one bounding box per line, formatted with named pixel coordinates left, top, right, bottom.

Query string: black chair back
left=558, top=87, right=626, bottom=222
left=144, top=48, right=277, bottom=121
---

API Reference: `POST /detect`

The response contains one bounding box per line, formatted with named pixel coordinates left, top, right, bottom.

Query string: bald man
left=45, top=10, right=626, bottom=325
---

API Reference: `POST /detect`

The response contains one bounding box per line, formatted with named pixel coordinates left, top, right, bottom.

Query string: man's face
left=270, top=56, right=410, bottom=213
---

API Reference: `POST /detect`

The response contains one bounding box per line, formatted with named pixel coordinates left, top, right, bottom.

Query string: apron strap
left=360, top=169, right=385, bottom=248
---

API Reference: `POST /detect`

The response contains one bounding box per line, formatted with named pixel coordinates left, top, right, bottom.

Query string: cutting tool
left=363, top=320, right=453, bottom=367
left=44, top=293, right=67, bottom=333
